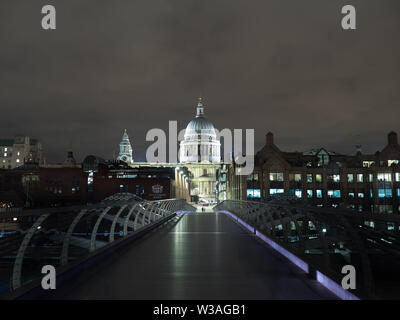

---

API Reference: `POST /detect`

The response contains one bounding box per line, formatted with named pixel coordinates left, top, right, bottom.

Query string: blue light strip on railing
left=217, top=210, right=308, bottom=273
left=217, top=210, right=360, bottom=300
left=316, top=271, right=359, bottom=300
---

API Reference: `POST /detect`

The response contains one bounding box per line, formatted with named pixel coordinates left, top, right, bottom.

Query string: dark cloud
left=0, top=0, right=399, bottom=162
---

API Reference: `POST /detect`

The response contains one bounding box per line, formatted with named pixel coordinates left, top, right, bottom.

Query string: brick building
left=83, top=156, right=189, bottom=203
left=224, top=131, right=400, bottom=215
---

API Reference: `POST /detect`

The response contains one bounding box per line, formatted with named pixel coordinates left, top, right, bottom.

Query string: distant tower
left=64, top=149, right=76, bottom=165
left=117, top=129, right=134, bottom=164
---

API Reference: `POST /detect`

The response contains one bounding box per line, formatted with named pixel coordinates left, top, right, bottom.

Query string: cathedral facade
left=179, top=98, right=221, bottom=203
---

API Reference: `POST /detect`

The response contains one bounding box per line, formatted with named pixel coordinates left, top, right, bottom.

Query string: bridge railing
left=215, top=199, right=400, bottom=300
left=0, top=194, right=194, bottom=298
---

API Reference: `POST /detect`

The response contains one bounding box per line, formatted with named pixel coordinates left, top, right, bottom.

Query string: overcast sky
left=0, top=0, right=399, bottom=162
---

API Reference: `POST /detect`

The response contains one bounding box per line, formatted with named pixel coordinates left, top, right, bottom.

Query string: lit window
left=247, top=189, right=261, bottom=198
left=395, top=173, right=400, bottom=182
left=388, top=160, right=399, bottom=167
left=378, top=189, right=392, bottom=198
left=306, top=174, right=313, bottom=183
left=348, top=192, right=354, bottom=198
left=357, top=174, right=363, bottom=183
left=16, top=159, right=20, bottom=163
left=363, top=161, right=375, bottom=168
left=347, top=174, right=354, bottom=183
left=289, top=173, right=302, bottom=182
left=387, top=223, right=395, bottom=231
left=328, top=174, right=340, bottom=182
left=307, top=189, right=313, bottom=198
left=328, top=190, right=341, bottom=198
left=377, top=173, right=392, bottom=182
left=369, top=174, right=374, bottom=182
left=316, top=174, right=322, bottom=183
left=289, top=189, right=302, bottom=198
left=316, top=189, right=323, bottom=198
left=358, top=192, right=364, bottom=198
left=269, top=173, right=284, bottom=181
left=269, top=188, right=284, bottom=194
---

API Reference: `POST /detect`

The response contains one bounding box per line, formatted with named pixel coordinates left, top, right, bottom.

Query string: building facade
left=179, top=98, right=220, bottom=203
left=0, top=135, right=43, bottom=169
left=233, top=131, right=400, bottom=215
left=83, top=157, right=189, bottom=203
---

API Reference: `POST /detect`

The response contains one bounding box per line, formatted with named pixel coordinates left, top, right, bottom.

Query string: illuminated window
left=316, top=174, right=322, bottom=183
left=357, top=174, right=363, bottom=183
left=347, top=174, right=354, bottom=183
left=16, top=159, right=20, bottom=163
left=307, top=189, right=313, bottom=198
left=289, top=173, right=301, bottom=182
left=388, top=160, right=399, bottom=167
left=395, top=173, right=400, bottom=182
left=369, top=174, right=374, bottom=182
left=377, top=173, right=392, bottom=182
left=387, top=222, right=395, bottom=231
left=269, top=188, right=284, bottom=194
left=290, top=189, right=302, bottom=198
left=328, top=174, right=340, bottom=182
left=363, top=161, right=375, bottom=168
left=358, top=192, right=364, bottom=198
left=306, top=174, right=313, bottom=183
left=348, top=192, right=354, bottom=198
left=378, top=189, right=392, bottom=198
left=328, top=190, right=341, bottom=198
left=247, top=189, right=261, bottom=198
left=316, top=189, right=323, bottom=198
left=246, top=173, right=259, bottom=181
left=269, top=172, right=283, bottom=181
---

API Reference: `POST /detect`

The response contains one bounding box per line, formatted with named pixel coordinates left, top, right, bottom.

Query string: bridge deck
left=46, top=213, right=336, bottom=299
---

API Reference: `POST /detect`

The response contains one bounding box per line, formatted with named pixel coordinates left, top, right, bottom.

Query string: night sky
left=0, top=0, right=399, bottom=162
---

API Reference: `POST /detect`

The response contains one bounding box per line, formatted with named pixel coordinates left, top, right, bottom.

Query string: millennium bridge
left=0, top=194, right=399, bottom=300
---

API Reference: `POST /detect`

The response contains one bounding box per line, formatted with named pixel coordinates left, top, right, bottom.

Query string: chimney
left=388, top=131, right=398, bottom=146
left=266, top=132, right=274, bottom=146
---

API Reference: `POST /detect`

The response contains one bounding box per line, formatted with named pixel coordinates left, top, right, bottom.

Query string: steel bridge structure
left=0, top=196, right=399, bottom=300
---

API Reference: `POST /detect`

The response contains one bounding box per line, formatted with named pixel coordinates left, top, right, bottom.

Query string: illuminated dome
left=185, top=116, right=216, bottom=135
left=179, top=98, right=221, bottom=164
